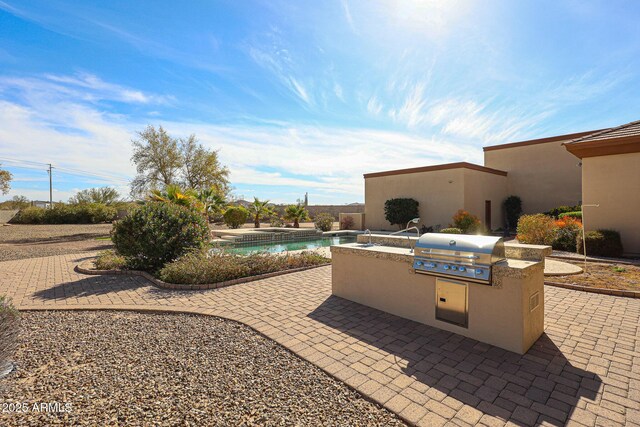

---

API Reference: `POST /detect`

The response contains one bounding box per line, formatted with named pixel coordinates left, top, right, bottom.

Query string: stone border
left=545, top=280, right=640, bottom=298
left=75, top=259, right=330, bottom=291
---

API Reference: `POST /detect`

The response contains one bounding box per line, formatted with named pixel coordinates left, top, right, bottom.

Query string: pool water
left=222, top=236, right=356, bottom=255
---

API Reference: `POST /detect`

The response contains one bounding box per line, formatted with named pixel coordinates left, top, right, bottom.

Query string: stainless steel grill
left=413, top=233, right=505, bottom=285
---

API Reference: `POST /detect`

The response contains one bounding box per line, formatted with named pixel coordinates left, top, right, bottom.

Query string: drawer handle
left=439, top=298, right=446, bottom=302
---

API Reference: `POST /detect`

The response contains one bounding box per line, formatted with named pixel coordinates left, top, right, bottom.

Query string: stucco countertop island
left=330, top=243, right=545, bottom=354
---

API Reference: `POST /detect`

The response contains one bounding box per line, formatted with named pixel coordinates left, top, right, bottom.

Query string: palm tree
left=196, top=187, right=227, bottom=221
left=249, top=197, right=273, bottom=228
left=148, top=184, right=200, bottom=209
left=284, top=204, right=309, bottom=228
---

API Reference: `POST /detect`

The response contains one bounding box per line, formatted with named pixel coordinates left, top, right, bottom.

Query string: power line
left=0, top=156, right=131, bottom=184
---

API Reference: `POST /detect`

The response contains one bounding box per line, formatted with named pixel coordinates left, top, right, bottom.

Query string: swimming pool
left=219, top=235, right=356, bottom=255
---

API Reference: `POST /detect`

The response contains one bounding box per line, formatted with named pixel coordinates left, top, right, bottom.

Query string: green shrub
left=545, top=205, right=581, bottom=218
left=552, top=217, right=582, bottom=252
left=269, top=216, right=285, bottom=227
left=10, top=203, right=116, bottom=224
left=440, top=228, right=463, bottom=234
left=577, top=230, right=623, bottom=258
left=111, top=202, right=210, bottom=271
left=223, top=206, right=249, bottom=229
left=516, top=214, right=557, bottom=245
left=159, top=250, right=330, bottom=285
left=339, top=215, right=355, bottom=230
left=452, top=209, right=481, bottom=233
left=384, top=198, right=419, bottom=229
left=10, top=206, right=45, bottom=224
left=503, top=195, right=522, bottom=230
left=0, top=296, right=19, bottom=377
left=94, top=250, right=127, bottom=270
left=314, top=213, right=334, bottom=232
left=558, top=211, right=582, bottom=220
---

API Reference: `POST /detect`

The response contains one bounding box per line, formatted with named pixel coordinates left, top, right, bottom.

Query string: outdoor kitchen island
left=331, top=237, right=545, bottom=354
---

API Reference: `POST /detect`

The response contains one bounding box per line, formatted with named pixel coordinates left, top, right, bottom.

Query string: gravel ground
left=0, top=224, right=113, bottom=262
left=550, top=261, right=640, bottom=290
left=0, top=311, right=406, bottom=426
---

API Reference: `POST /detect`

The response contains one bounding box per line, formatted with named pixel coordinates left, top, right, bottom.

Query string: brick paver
left=1, top=253, right=640, bottom=427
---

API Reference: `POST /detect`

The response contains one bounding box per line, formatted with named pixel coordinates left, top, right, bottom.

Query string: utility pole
left=47, top=164, right=53, bottom=209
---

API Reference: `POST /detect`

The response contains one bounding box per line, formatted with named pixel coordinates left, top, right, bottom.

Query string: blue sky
left=1, top=0, right=639, bottom=204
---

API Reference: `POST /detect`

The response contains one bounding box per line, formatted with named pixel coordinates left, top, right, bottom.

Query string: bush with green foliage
left=384, top=198, right=419, bottom=229
left=577, top=229, right=623, bottom=258
left=9, top=206, right=45, bottom=224
left=558, top=211, right=582, bottom=220
left=440, top=227, right=463, bottom=234
left=0, top=295, right=19, bottom=378
left=10, top=203, right=117, bottom=224
left=94, top=250, right=127, bottom=270
left=503, top=195, right=522, bottom=230
left=223, top=206, right=249, bottom=229
left=545, top=205, right=582, bottom=218
left=269, top=216, right=285, bottom=227
left=552, top=217, right=582, bottom=252
left=111, top=202, right=209, bottom=271
left=516, top=214, right=557, bottom=245
left=339, top=215, right=355, bottom=230
left=159, top=250, right=330, bottom=284
left=452, top=209, right=481, bottom=233
left=313, top=213, right=334, bottom=232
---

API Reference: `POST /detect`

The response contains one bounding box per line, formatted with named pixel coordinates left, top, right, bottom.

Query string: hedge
left=577, top=230, right=623, bottom=258
left=10, top=204, right=117, bottom=224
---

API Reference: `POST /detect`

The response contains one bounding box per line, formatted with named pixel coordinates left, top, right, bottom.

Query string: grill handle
left=425, top=251, right=480, bottom=260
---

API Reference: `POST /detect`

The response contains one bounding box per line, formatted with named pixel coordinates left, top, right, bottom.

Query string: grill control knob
left=443, top=265, right=450, bottom=270
left=451, top=265, right=458, bottom=271
left=475, top=268, right=483, bottom=275
left=416, top=261, right=423, bottom=266
left=458, top=266, right=466, bottom=272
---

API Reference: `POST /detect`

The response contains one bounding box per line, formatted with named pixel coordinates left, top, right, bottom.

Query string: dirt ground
left=549, top=260, right=640, bottom=291
left=0, top=224, right=113, bottom=262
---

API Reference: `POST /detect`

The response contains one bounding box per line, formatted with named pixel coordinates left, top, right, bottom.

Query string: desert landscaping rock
left=0, top=311, right=406, bottom=427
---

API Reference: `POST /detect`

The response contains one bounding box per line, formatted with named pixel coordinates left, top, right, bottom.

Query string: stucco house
left=364, top=120, right=640, bottom=255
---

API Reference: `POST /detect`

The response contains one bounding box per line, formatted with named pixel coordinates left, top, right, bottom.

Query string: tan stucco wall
left=364, top=169, right=465, bottom=231
left=364, top=168, right=507, bottom=231
left=581, top=153, right=640, bottom=256
left=462, top=169, right=508, bottom=230
left=484, top=139, right=582, bottom=214
left=339, top=212, right=365, bottom=230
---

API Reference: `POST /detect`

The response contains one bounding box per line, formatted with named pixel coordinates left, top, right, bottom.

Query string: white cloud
left=389, top=82, right=428, bottom=127
left=367, top=95, right=383, bottom=115
left=0, top=72, right=484, bottom=203
left=0, top=73, right=170, bottom=106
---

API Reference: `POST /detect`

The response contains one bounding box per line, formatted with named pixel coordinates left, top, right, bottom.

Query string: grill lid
left=415, top=233, right=505, bottom=265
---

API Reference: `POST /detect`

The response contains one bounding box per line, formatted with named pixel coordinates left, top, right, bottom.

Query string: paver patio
left=1, top=253, right=639, bottom=426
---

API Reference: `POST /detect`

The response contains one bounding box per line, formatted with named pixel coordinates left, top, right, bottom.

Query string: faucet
left=363, top=229, right=372, bottom=245
left=390, top=218, right=421, bottom=253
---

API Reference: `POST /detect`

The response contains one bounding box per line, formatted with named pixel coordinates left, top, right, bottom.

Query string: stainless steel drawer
left=436, top=278, right=468, bottom=328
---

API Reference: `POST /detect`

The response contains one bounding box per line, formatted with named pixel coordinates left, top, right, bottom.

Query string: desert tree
left=69, top=187, right=121, bottom=205
left=130, top=126, right=183, bottom=197
left=180, top=134, right=230, bottom=195
left=130, top=125, right=230, bottom=198
left=0, top=164, right=12, bottom=195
